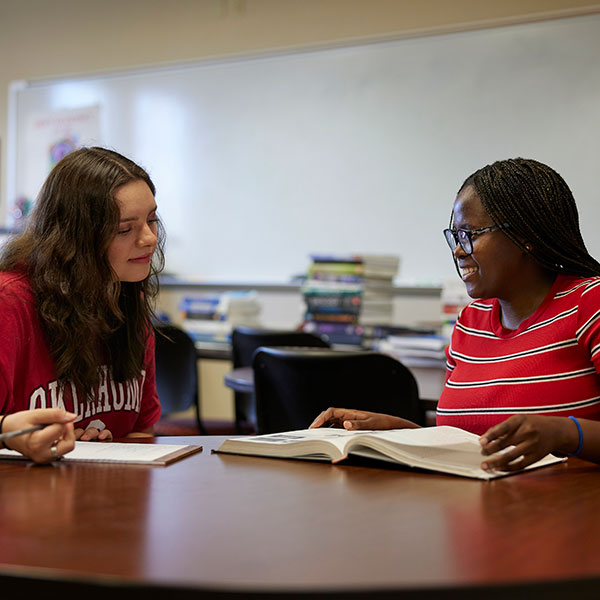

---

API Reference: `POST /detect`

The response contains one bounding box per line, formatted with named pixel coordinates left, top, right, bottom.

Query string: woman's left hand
left=75, top=426, right=113, bottom=441
left=478, top=414, right=577, bottom=471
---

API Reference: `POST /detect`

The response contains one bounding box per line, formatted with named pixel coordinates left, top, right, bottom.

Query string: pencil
left=0, top=424, right=45, bottom=443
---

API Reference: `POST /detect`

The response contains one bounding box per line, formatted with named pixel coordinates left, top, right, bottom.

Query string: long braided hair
left=454, top=158, right=600, bottom=277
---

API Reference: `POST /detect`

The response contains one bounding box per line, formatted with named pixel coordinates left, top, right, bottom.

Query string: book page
left=230, top=429, right=365, bottom=455
left=369, top=426, right=481, bottom=447
left=348, top=427, right=564, bottom=479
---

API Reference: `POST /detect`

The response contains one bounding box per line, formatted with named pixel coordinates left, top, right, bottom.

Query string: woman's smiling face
left=451, top=185, right=525, bottom=300
left=106, top=179, right=158, bottom=282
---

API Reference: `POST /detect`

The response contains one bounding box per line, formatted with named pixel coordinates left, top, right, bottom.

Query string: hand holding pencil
left=0, top=409, right=77, bottom=464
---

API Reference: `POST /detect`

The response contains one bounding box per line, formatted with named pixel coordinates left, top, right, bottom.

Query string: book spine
left=308, top=262, right=364, bottom=276
left=302, top=321, right=365, bottom=345
left=310, top=254, right=362, bottom=264
left=304, top=312, right=359, bottom=324
left=304, top=293, right=362, bottom=310
left=308, top=272, right=364, bottom=284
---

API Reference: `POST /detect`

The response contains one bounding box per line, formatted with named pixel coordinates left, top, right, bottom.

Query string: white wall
left=8, top=13, right=600, bottom=285
left=2, top=0, right=600, bottom=220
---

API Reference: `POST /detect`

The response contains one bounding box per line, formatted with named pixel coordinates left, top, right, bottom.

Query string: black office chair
left=253, top=347, right=424, bottom=434
left=154, top=323, right=206, bottom=435
left=230, top=327, right=331, bottom=433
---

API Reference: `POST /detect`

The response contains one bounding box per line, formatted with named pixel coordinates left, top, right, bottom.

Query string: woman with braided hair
left=311, top=158, right=600, bottom=472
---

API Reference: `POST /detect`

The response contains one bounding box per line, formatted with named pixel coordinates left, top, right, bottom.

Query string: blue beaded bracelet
left=567, top=416, right=583, bottom=457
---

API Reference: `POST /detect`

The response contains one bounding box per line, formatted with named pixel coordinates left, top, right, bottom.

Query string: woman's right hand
left=2, top=408, right=76, bottom=464
left=309, top=407, right=420, bottom=431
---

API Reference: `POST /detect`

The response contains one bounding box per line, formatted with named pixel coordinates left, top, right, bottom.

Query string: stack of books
left=376, top=333, right=449, bottom=367
left=303, top=322, right=437, bottom=348
left=179, top=295, right=225, bottom=344
left=301, top=254, right=400, bottom=345
left=180, top=291, right=261, bottom=346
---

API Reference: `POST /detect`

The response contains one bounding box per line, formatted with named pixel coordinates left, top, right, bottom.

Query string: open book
left=0, top=441, right=202, bottom=466
left=215, top=426, right=564, bottom=480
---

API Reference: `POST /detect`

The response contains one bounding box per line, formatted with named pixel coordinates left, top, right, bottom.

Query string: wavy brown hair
left=0, top=147, right=165, bottom=397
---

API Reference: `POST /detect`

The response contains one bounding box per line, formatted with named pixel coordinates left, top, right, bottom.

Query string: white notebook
left=0, top=441, right=203, bottom=465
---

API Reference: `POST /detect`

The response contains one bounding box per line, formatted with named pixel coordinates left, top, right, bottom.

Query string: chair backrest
left=253, top=347, right=424, bottom=434
left=231, top=326, right=331, bottom=368
left=154, top=324, right=198, bottom=415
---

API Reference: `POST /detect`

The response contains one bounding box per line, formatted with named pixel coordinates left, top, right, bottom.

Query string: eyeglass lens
left=444, top=229, right=472, bottom=254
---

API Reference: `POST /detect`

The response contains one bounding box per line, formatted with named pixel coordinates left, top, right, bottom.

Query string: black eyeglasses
left=443, top=224, right=509, bottom=255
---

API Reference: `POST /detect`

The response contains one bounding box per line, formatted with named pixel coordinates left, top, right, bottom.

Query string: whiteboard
left=8, top=13, right=600, bottom=285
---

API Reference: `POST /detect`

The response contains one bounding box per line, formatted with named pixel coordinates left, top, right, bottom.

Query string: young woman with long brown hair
left=0, top=147, right=165, bottom=461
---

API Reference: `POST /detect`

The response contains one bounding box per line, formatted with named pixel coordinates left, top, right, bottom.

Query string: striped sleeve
left=576, top=278, right=600, bottom=370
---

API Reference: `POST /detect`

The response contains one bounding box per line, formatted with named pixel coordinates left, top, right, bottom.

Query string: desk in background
left=160, top=280, right=445, bottom=423
left=0, top=435, right=599, bottom=598
left=223, top=366, right=442, bottom=421
left=197, top=343, right=445, bottom=402
left=207, top=343, right=444, bottom=428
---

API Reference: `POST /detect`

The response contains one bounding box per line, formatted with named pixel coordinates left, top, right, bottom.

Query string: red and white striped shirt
left=437, top=274, right=600, bottom=434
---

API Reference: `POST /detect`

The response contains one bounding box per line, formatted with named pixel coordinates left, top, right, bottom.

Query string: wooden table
left=1, top=435, right=599, bottom=598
